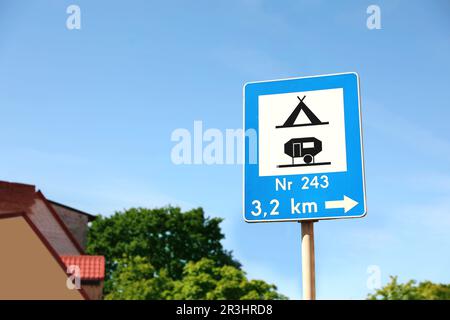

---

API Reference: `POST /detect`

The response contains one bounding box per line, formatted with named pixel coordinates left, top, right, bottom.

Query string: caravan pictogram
left=278, top=137, right=331, bottom=168
left=276, top=95, right=331, bottom=168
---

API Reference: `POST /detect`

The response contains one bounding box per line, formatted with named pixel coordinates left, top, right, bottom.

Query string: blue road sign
left=243, top=73, right=366, bottom=222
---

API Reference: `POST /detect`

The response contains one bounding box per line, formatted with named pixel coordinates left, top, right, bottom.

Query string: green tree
left=88, top=206, right=286, bottom=299
left=368, top=276, right=450, bottom=300
left=87, top=206, right=240, bottom=293
left=169, top=258, right=287, bottom=300
left=105, top=257, right=286, bottom=300
left=105, top=256, right=173, bottom=300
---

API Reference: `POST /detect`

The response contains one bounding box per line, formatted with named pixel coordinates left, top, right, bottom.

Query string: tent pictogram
left=276, top=95, right=329, bottom=129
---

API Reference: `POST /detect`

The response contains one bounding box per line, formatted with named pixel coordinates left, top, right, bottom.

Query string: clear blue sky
left=1, top=0, right=449, bottom=299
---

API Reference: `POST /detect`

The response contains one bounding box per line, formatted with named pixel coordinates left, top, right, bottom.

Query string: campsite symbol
left=276, top=95, right=331, bottom=168
left=276, top=95, right=329, bottom=128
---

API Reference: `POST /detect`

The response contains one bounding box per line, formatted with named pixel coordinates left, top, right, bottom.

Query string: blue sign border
left=243, top=72, right=367, bottom=222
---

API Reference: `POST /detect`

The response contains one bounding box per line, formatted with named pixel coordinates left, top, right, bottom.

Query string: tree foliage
left=87, top=207, right=239, bottom=282
left=368, top=276, right=450, bottom=300
left=105, top=256, right=173, bottom=300
left=105, top=257, right=287, bottom=300
left=87, top=206, right=285, bottom=299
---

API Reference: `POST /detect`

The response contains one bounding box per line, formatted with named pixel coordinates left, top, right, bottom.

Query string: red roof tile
left=61, top=256, right=105, bottom=281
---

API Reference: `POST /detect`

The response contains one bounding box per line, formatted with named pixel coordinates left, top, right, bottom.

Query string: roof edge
left=0, top=212, right=27, bottom=220
left=48, top=200, right=97, bottom=221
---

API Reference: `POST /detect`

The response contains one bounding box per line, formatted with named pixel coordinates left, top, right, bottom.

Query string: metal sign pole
left=301, top=221, right=316, bottom=300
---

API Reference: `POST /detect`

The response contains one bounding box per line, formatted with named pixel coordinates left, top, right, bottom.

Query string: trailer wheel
left=303, top=154, right=313, bottom=164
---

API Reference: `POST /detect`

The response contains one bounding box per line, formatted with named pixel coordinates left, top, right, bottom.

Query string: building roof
left=48, top=200, right=97, bottom=222
left=60, top=256, right=105, bottom=281
left=0, top=181, right=84, bottom=254
left=0, top=180, right=105, bottom=299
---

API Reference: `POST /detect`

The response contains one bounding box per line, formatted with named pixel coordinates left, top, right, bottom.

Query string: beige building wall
left=0, top=216, right=85, bottom=300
